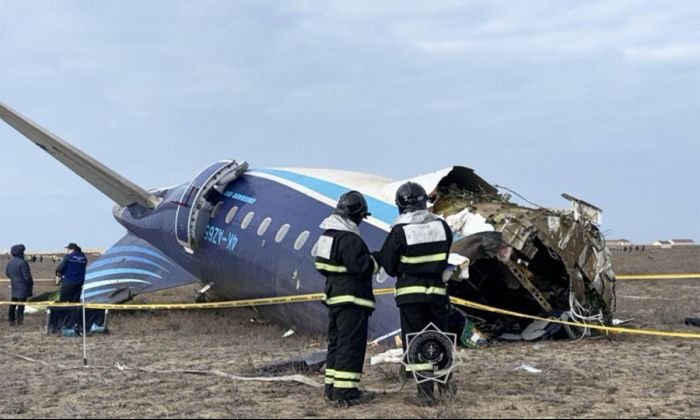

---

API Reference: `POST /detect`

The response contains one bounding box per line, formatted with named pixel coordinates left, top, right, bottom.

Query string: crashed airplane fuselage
left=0, top=103, right=615, bottom=341
left=434, top=168, right=615, bottom=338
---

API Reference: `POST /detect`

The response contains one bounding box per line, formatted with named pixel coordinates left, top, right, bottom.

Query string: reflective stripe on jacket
left=314, top=216, right=377, bottom=311
left=379, top=212, right=453, bottom=306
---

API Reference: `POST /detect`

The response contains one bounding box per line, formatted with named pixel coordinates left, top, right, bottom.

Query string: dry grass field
left=0, top=249, right=699, bottom=418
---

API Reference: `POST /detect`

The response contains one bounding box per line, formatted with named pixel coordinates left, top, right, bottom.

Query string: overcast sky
left=0, top=0, right=698, bottom=251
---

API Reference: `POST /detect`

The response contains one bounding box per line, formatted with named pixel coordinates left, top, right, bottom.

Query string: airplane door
left=175, top=160, right=248, bottom=252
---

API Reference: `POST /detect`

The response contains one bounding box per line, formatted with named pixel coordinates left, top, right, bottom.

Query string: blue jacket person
left=56, top=243, right=88, bottom=303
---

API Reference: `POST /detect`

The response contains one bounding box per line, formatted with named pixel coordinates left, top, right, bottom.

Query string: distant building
left=607, top=239, right=632, bottom=247
left=653, top=240, right=674, bottom=249
left=670, top=239, right=695, bottom=246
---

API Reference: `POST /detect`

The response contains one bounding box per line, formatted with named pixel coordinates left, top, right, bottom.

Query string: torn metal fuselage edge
left=432, top=167, right=615, bottom=336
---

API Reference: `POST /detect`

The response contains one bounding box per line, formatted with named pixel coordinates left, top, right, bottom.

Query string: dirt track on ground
left=1, top=274, right=699, bottom=418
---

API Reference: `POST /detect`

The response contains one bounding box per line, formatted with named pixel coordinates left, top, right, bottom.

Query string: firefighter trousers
left=400, top=302, right=452, bottom=399
left=326, top=305, right=370, bottom=400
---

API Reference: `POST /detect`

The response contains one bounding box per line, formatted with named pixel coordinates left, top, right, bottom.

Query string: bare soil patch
left=1, top=272, right=699, bottom=418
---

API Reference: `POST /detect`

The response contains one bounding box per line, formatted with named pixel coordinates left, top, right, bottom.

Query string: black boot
left=324, top=385, right=336, bottom=402
left=405, top=382, right=438, bottom=407
left=437, top=381, right=457, bottom=399
left=9, top=308, right=16, bottom=326
left=336, top=390, right=376, bottom=408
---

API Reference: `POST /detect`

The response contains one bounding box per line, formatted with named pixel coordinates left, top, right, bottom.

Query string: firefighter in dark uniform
left=314, top=191, right=379, bottom=407
left=378, top=182, right=456, bottom=406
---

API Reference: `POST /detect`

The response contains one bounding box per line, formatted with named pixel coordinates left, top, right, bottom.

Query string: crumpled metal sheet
left=435, top=166, right=616, bottom=322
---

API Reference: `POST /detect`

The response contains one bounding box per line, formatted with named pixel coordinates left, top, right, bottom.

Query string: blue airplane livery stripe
left=88, top=256, right=170, bottom=273
left=84, top=279, right=152, bottom=291
left=84, top=288, right=118, bottom=300
left=102, top=246, right=173, bottom=265
left=254, top=168, right=397, bottom=226
left=86, top=268, right=164, bottom=281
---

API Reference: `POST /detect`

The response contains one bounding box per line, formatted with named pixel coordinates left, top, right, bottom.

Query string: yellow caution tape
left=2, top=287, right=699, bottom=339
left=448, top=296, right=700, bottom=339
left=0, top=279, right=59, bottom=283
left=616, top=274, right=700, bottom=280
left=0, top=294, right=326, bottom=310
left=0, top=289, right=396, bottom=311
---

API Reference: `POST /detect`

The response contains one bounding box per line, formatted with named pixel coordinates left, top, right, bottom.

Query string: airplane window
left=211, top=202, right=224, bottom=219
left=241, top=212, right=255, bottom=230
left=258, top=217, right=272, bottom=236
left=275, top=224, right=290, bottom=243
left=225, top=206, right=239, bottom=224
left=294, top=231, right=311, bottom=251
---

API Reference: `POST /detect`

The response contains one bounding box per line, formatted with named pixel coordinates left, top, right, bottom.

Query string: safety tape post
left=1, top=288, right=699, bottom=339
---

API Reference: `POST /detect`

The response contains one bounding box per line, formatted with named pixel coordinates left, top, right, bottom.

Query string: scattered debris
left=431, top=167, right=616, bottom=339
left=513, top=364, right=542, bottom=374
left=498, top=333, right=523, bottom=342
left=685, top=318, right=700, bottom=328
left=258, top=351, right=327, bottom=376
left=195, top=283, right=214, bottom=302
left=494, top=314, right=569, bottom=342
left=23, top=306, right=41, bottom=314
left=520, top=319, right=551, bottom=341
left=368, top=329, right=401, bottom=347
left=0, top=347, right=324, bottom=387
left=459, top=319, right=489, bottom=348
left=0, top=348, right=67, bottom=369
left=114, top=363, right=323, bottom=387
left=370, top=349, right=403, bottom=366
left=521, top=317, right=566, bottom=341
left=282, top=329, right=295, bottom=338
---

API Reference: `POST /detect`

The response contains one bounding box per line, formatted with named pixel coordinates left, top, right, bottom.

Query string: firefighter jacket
left=314, top=214, right=378, bottom=311
left=379, top=210, right=453, bottom=306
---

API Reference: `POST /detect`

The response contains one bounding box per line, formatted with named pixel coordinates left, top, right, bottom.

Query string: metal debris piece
left=433, top=167, right=616, bottom=338
left=513, top=364, right=542, bottom=374
left=686, top=318, right=700, bottom=328
left=258, top=351, right=327, bottom=376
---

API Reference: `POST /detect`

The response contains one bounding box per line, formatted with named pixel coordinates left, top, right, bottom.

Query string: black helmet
left=395, top=182, right=428, bottom=214
left=334, top=191, right=371, bottom=225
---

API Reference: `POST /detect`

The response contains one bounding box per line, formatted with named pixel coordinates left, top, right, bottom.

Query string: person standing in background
left=5, top=244, right=34, bottom=326
left=56, top=243, right=88, bottom=303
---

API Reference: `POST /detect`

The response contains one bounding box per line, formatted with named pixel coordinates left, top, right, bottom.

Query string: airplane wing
left=84, top=233, right=200, bottom=303
left=0, top=102, right=160, bottom=209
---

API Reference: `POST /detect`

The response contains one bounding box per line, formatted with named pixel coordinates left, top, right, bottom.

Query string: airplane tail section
left=84, top=233, right=200, bottom=303
left=0, top=102, right=160, bottom=209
